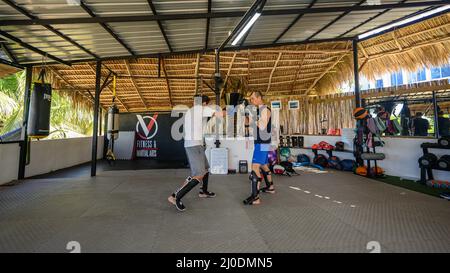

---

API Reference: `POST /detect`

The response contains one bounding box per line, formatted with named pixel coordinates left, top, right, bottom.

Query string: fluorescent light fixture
left=231, top=12, right=261, bottom=46
left=358, top=5, right=450, bottom=40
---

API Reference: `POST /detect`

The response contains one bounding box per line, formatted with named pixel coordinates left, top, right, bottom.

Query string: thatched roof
left=317, top=12, right=450, bottom=95
left=40, top=13, right=449, bottom=113
left=0, top=62, right=21, bottom=78
left=279, top=79, right=450, bottom=135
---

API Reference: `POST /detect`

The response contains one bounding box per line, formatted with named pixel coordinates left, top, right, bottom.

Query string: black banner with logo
left=119, top=113, right=185, bottom=161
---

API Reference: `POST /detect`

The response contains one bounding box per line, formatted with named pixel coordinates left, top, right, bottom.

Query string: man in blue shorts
left=243, top=91, right=275, bottom=205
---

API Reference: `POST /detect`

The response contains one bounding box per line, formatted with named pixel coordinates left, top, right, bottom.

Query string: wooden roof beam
left=194, top=53, right=201, bottom=94
left=291, top=45, right=309, bottom=92
left=392, top=30, right=403, bottom=51
left=161, top=58, right=173, bottom=107
left=47, top=66, right=98, bottom=107
left=220, top=52, right=237, bottom=97
left=86, top=63, right=130, bottom=112
left=304, top=43, right=351, bottom=95
left=124, top=60, right=148, bottom=109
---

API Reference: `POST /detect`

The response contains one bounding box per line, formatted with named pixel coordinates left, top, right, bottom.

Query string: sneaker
left=199, top=191, right=216, bottom=198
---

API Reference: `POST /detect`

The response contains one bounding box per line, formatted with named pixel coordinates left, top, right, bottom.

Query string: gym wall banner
left=118, top=113, right=186, bottom=161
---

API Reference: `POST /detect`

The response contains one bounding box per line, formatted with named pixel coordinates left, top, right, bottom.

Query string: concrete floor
left=0, top=167, right=449, bottom=253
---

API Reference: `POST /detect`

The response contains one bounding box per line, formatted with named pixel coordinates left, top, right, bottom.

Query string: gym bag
left=313, top=154, right=328, bottom=168
left=337, top=159, right=356, bottom=172
left=280, top=161, right=296, bottom=173
left=328, top=156, right=341, bottom=169
left=297, top=154, right=311, bottom=163
left=335, top=141, right=345, bottom=151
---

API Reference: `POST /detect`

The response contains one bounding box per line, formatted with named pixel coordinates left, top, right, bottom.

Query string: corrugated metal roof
left=0, top=0, right=446, bottom=65
left=153, top=0, right=208, bottom=14
left=280, top=12, right=343, bottom=42
left=343, top=7, right=429, bottom=37
left=208, top=17, right=242, bottom=48
left=244, top=14, right=298, bottom=45
left=13, top=0, right=90, bottom=19
left=162, top=19, right=206, bottom=51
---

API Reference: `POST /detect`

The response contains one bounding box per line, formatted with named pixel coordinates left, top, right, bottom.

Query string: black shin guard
left=260, top=169, right=273, bottom=188
left=243, top=171, right=261, bottom=205
left=250, top=171, right=261, bottom=197
left=201, top=172, right=209, bottom=193
left=174, top=177, right=200, bottom=200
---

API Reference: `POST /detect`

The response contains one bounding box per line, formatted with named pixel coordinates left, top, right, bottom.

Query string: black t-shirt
left=413, top=117, right=429, bottom=136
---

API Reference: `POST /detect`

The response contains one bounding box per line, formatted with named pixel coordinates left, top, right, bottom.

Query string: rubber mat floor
left=0, top=169, right=449, bottom=253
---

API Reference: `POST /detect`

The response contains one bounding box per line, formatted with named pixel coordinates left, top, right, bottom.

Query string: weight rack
left=419, top=142, right=450, bottom=184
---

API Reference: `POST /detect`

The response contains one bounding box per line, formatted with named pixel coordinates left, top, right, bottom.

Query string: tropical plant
left=0, top=71, right=93, bottom=138
left=0, top=71, right=24, bottom=134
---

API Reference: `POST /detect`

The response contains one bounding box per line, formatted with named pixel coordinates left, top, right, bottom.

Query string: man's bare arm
left=257, top=108, right=271, bottom=130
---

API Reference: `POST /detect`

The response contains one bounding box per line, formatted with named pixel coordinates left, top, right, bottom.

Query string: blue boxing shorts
left=252, top=143, right=271, bottom=165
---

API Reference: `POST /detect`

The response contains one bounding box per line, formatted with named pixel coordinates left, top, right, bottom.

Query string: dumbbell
left=418, top=153, right=438, bottom=168
left=438, top=136, right=450, bottom=147
left=437, top=155, right=450, bottom=169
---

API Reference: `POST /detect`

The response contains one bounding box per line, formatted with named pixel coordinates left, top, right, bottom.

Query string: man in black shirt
left=411, top=112, right=429, bottom=137
left=243, top=91, right=274, bottom=205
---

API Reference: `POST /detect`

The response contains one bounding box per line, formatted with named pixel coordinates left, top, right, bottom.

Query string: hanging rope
left=37, top=53, right=48, bottom=84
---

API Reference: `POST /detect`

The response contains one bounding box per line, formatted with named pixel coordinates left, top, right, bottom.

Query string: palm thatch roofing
left=37, top=13, right=450, bottom=113
left=0, top=61, right=21, bottom=78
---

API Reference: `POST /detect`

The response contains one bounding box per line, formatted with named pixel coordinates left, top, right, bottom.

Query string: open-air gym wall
left=0, top=137, right=104, bottom=185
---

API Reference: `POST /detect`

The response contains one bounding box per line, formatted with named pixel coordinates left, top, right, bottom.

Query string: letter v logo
left=136, top=114, right=159, bottom=140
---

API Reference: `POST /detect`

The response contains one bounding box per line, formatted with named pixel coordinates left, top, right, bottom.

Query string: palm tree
left=0, top=71, right=94, bottom=138
left=48, top=91, right=94, bottom=138
left=0, top=71, right=24, bottom=134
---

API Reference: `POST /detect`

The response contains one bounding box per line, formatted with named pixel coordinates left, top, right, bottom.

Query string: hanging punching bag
left=27, top=76, right=52, bottom=138
left=107, top=104, right=119, bottom=140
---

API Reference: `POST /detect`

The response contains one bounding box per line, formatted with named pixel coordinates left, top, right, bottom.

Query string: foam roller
left=361, top=153, right=385, bottom=160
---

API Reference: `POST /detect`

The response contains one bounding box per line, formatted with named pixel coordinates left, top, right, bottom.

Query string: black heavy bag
left=27, top=82, right=52, bottom=138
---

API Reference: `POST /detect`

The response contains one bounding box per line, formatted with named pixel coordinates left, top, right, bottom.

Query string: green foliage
left=0, top=71, right=93, bottom=138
